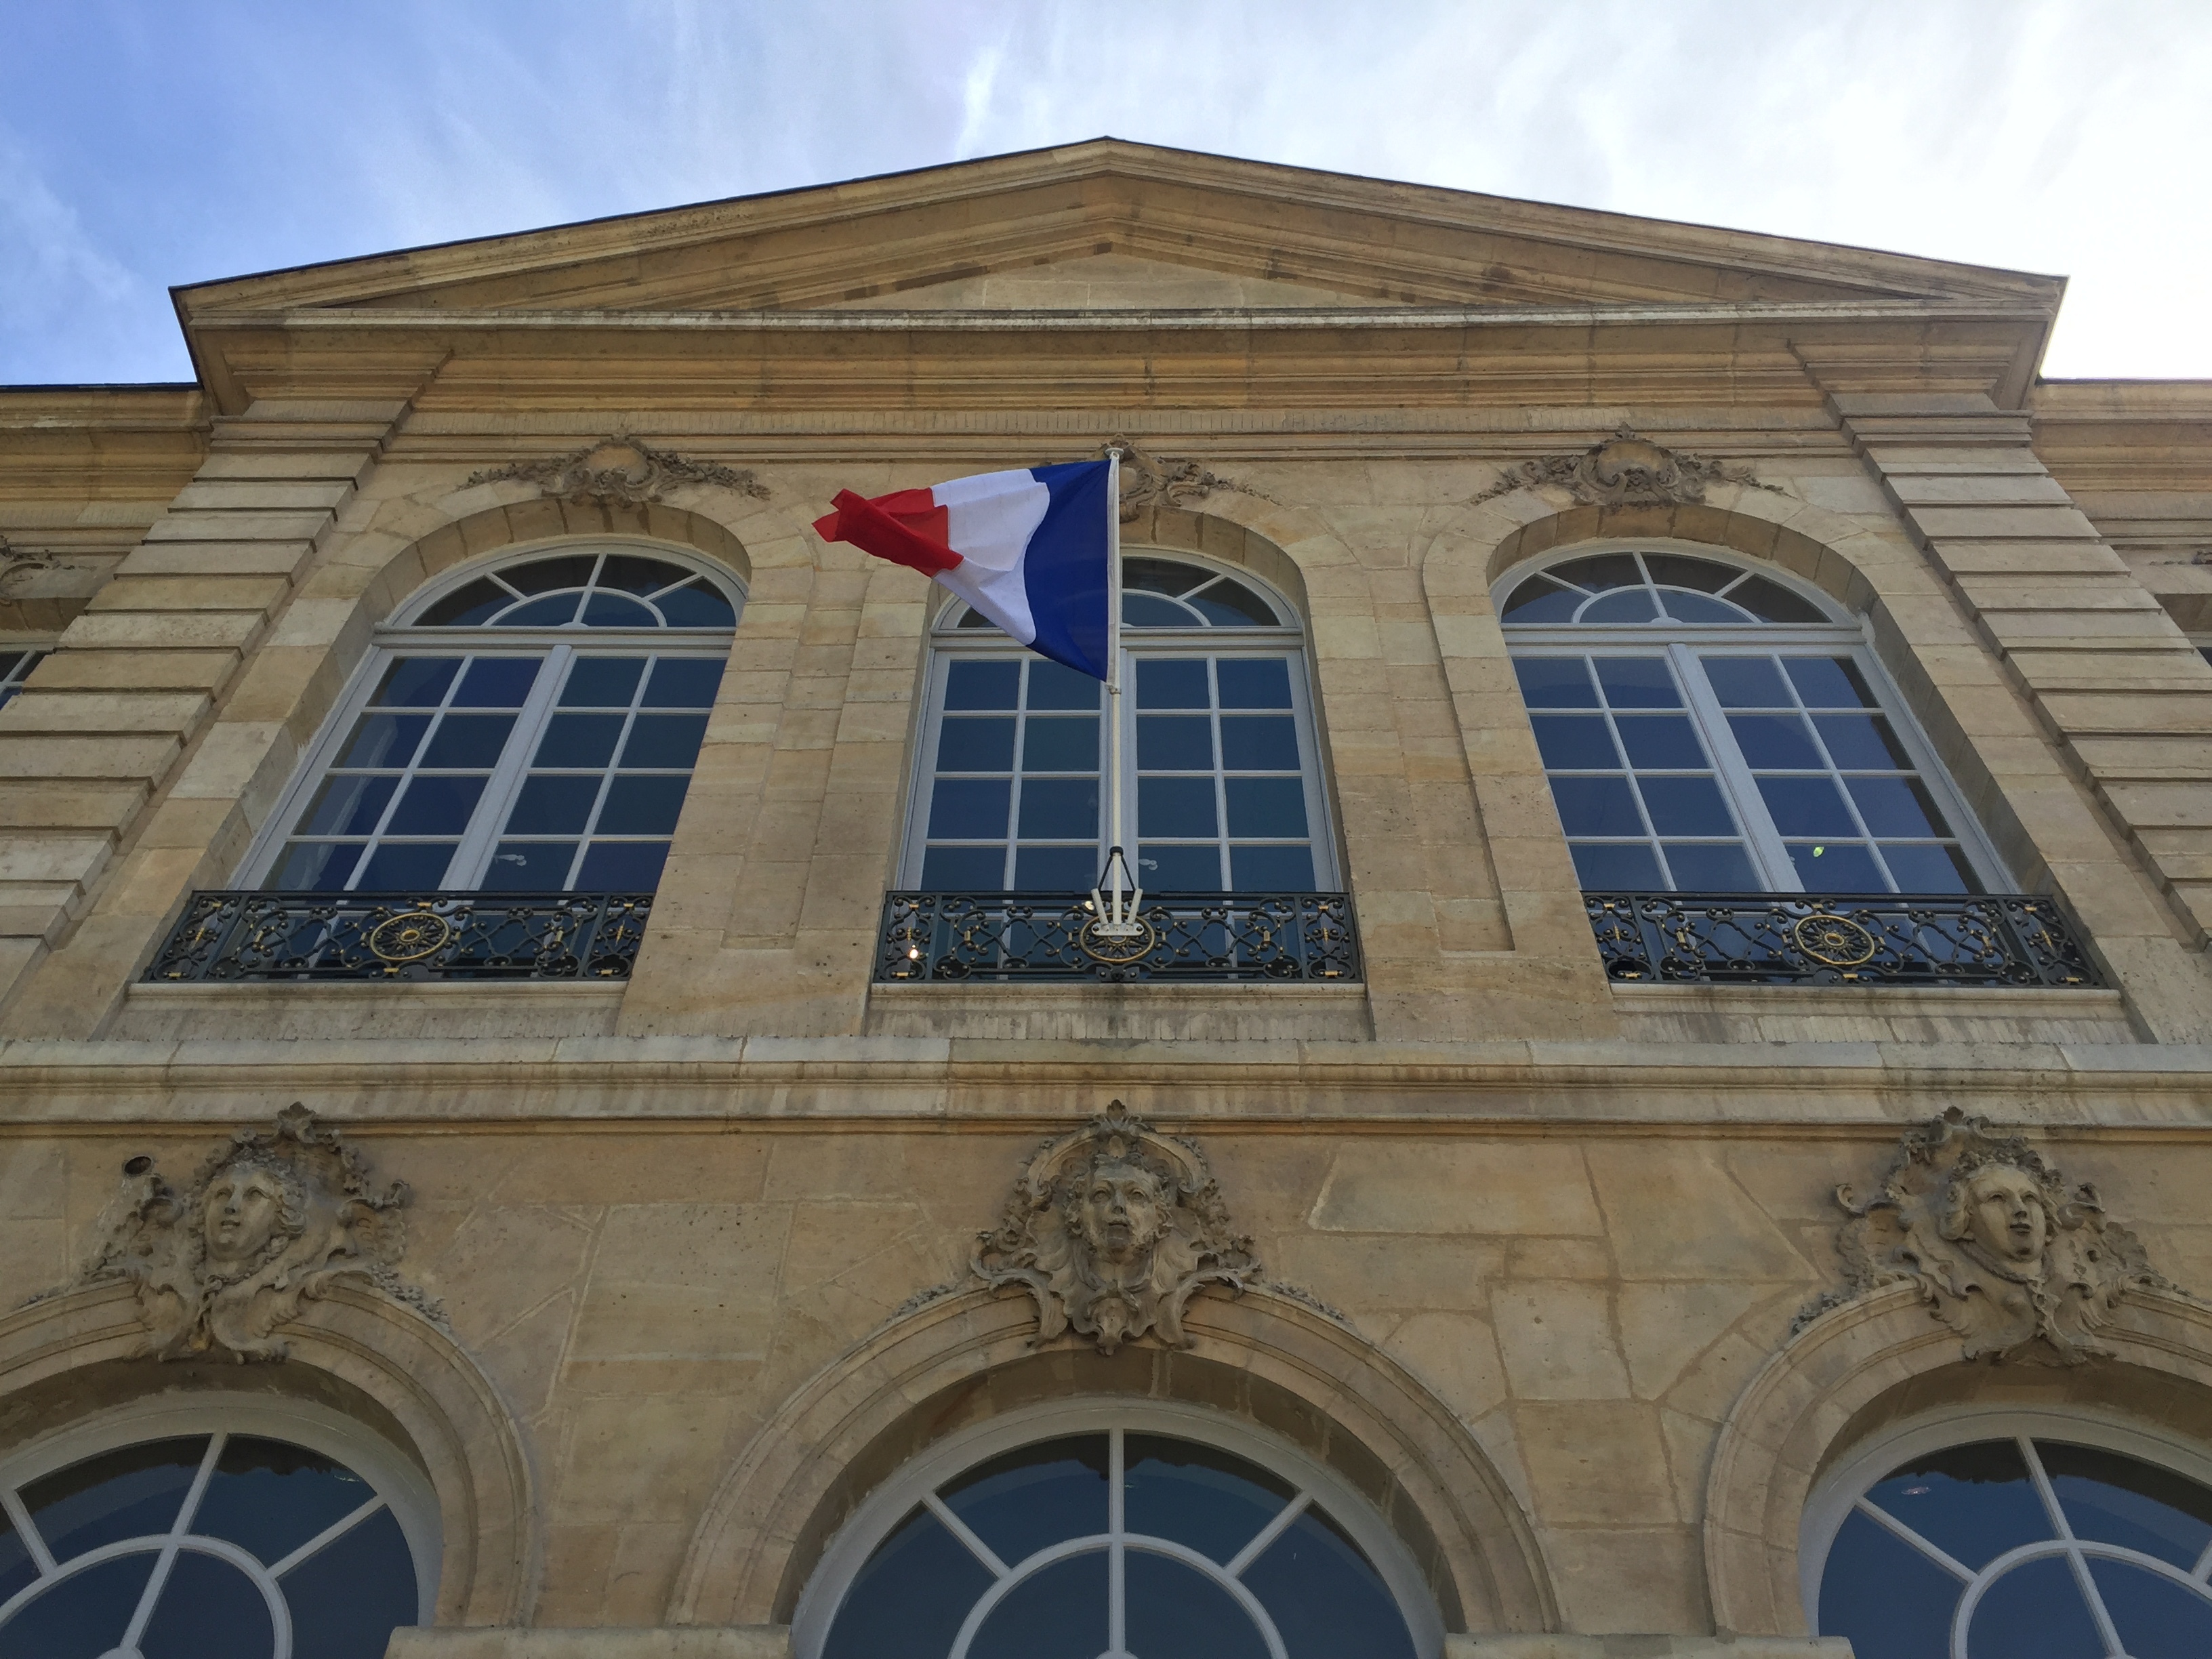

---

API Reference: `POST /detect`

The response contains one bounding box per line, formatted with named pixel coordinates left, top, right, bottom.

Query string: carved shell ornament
left=1799, top=1108, right=2175, bottom=1364
left=37, top=1104, right=442, bottom=1362
left=973, top=1104, right=1259, bottom=1355
left=1471, top=426, right=1782, bottom=508
left=464, top=437, right=768, bottom=506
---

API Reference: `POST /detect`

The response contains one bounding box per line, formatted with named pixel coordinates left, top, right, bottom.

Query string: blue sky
left=4, top=1, right=2208, bottom=385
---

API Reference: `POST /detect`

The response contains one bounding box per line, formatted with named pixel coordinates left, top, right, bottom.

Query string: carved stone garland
left=973, top=1104, right=1259, bottom=1355
left=39, top=1104, right=442, bottom=1362
left=1102, top=436, right=1271, bottom=525
left=464, top=437, right=769, bottom=506
left=1798, top=1107, right=2175, bottom=1364
left=1470, top=426, right=1782, bottom=508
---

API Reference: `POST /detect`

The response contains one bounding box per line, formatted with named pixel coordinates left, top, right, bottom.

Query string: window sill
left=116, top=979, right=627, bottom=1043
left=1610, top=981, right=2134, bottom=1045
left=863, top=979, right=1372, bottom=1042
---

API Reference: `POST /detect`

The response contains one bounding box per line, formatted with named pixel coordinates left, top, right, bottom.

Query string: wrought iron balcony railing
left=875, top=891, right=1361, bottom=983
left=145, top=891, right=653, bottom=983
left=1584, top=891, right=2101, bottom=988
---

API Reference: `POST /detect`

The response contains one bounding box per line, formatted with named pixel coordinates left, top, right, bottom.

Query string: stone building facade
left=1, top=141, right=2210, bottom=1656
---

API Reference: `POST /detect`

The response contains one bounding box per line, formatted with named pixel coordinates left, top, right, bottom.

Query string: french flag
left=813, top=461, right=1113, bottom=680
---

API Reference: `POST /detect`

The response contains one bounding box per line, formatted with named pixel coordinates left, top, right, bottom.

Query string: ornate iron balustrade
left=875, top=891, right=1361, bottom=983
left=145, top=891, right=653, bottom=983
left=1584, top=891, right=2101, bottom=988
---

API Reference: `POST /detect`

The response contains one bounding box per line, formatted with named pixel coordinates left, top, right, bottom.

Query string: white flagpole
left=1093, top=446, right=1141, bottom=936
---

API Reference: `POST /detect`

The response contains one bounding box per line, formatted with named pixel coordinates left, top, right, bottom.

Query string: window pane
left=419, top=714, right=516, bottom=769
left=300, top=775, right=396, bottom=837
left=494, top=592, right=580, bottom=627
left=600, top=554, right=691, bottom=596
left=1732, top=576, right=1830, bottom=623
left=1242, top=1506, right=1420, bottom=1659
left=1816, top=1508, right=1961, bottom=1659
left=1125, top=593, right=1196, bottom=626
left=276, top=1505, right=421, bottom=1659
left=1141, top=844, right=1224, bottom=890
left=966, top=1551, right=1108, bottom=1659
left=373, top=657, right=461, bottom=705
left=653, top=582, right=738, bottom=628
left=1514, top=657, right=1599, bottom=708
left=415, top=579, right=508, bottom=627
left=1662, top=843, right=1759, bottom=890
left=1784, top=655, right=1877, bottom=707
left=1657, top=590, right=1744, bottom=623
left=1122, top=1553, right=1271, bottom=1659
left=920, top=845, right=1006, bottom=889
left=533, top=714, right=625, bottom=770
left=506, top=775, right=602, bottom=836
left=941, top=1436, right=1110, bottom=1566
left=2043, top=1443, right=2212, bottom=1571
left=930, top=779, right=1012, bottom=839
left=503, top=554, right=596, bottom=594
left=1642, top=554, right=1738, bottom=593
left=1018, top=779, right=1098, bottom=838
left=820, top=1508, right=995, bottom=1659
left=1570, top=842, right=1664, bottom=888
left=1703, top=657, right=1792, bottom=708
left=1187, top=580, right=1279, bottom=626
left=1788, top=842, right=1883, bottom=890
left=597, top=776, right=692, bottom=835
left=1220, top=715, right=1300, bottom=771
left=1728, top=714, right=1823, bottom=769
left=337, top=713, right=432, bottom=769
left=1124, top=556, right=1204, bottom=596
left=1231, top=844, right=1315, bottom=890
left=1549, top=776, right=1643, bottom=836
left=1027, top=661, right=1101, bottom=710
left=271, top=842, right=363, bottom=893
left=1137, top=659, right=1210, bottom=709
left=1015, top=845, right=1099, bottom=890
left=1532, top=715, right=1618, bottom=770
left=1217, top=658, right=1293, bottom=709
left=1022, top=716, right=1098, bottom=772
left=1139, top=716, right=1214, bottom=770
left=1227, top=777, right=1309, bottom=838
left=1879, top=843, right=1978, bottom=894
left=1637, top=776, right=1734, bottom=838
left=355, top=842, right=459, bottom=890
left=1593, top=658, right=1681, bottom=708
left=561, top=657, right=646, bottom=708
left=1963, top=1556, right=2105, bottom=1659
left=2088, top=1559, right=2212, bottom=1656
left=1141, top=777, right=1218, bottom=837
left=0, top=1553, right=155, bottom=1658
left=642, top=658, right=725, bottom=707
left=1550, top=552, right=1641, bottom=591
left=937, top=717, right=1017, bottom=773
left=945, top=660, right=1021, bottom=710
left=1847, top=776, right=1952, bottom=838
left=1756, top=776, right=1858, bottom=836
left=146, top=1553, right=277, bottom=1653
left=482, top=842, right=576, bottom=889
left=1502, top=575, right=1582, bottom=622
left=386, top=775, right=487, bottom=834
left=1815, top=712, right=1914, bottom=769
left=619, top=714, right=708, bottom=770
left=1581, top=589, right=1658, bottom=621
left=25, top=1439, right=206, bottom=1557
left=581, top=592, right=657, bottom=628
left=1613, top=715, right=1707, bottom=769
left=575, top=840, right=670, bottom=889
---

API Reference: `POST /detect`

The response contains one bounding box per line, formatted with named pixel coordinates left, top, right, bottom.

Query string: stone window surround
left=786, top=1395, right=1448, bottom=1659
left=1490, top=536, right=2015, bottom=896
left=1797, top=1401, right=2212, bottom=1641
left=0, top=1389, right=444, bottom=1628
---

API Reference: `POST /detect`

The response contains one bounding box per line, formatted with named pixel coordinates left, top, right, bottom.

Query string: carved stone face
left=202, top=1167, right=289, bottom=1265
left=1076, top=1160, right=1168, bottom=1267
left=1961, top=1164, right=2049, bottom=1266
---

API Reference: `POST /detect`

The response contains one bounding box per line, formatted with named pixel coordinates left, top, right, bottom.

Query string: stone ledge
left=115, top=977, right=628, bottom=1042
left=386, top=1633, right=786, bottom=1659
left=863, top=977, right=1374, bottom=1042
left=1611, top=981, right=2134, bottom=1045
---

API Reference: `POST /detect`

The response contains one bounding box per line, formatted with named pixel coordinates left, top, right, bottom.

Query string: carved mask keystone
left=42, top=1103, right=442, bottom=1362
left=1800, top=1107, right=2175, bottom=1364
left=973, top=1104, right=1258, bottom=1355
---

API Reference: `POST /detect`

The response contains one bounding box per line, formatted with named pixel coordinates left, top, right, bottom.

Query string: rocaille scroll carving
left=41, top=1104, right=442, bottom=1362
left=1102, top=436, right=1271, bottom=523
left=1799, top=1108, right=2174, bottom=1363
left=1471, top=426, right=1780, bottom=508
left=974, top=1103, right=1258, bottom=1355
left=464, top=437, right=769, bottom=506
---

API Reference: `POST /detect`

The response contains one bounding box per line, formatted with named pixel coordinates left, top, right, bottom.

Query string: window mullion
left=2020, top=1437, right=2128, bottom=1659
left=449, top=645, right=569, bottom=890
left=1108, top=1427, right=1126, bottom=1658
left=1675, top=644, right=1799, bottom=893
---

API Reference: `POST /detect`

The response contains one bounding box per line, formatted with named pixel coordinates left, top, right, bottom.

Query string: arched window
left=0, top=1396, right=436, bottom=1658
left=908, top=555, right=1334, bottom=893
left=1498, top=548, right=2005, bottom=895
left=795, top=1404, right=1441, bottom=1659
left=1803, top=1410, right=2212, bottom=1658
left=247, top=544, right=740, bottom=895
left=0, top=644, right=47, bottom=712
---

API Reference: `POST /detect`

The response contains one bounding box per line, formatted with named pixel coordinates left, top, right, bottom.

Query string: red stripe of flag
left=812, top=489, right=961, bottom=575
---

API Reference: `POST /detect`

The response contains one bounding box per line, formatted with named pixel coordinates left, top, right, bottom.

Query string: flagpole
left=1104, top=447, right=1132, bottom=926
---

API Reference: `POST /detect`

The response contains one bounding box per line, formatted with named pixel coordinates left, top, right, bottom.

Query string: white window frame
left=241, top=541, right=741, bottom=892
left=0, top=638, right=55, bottom=711
left=0, top=1391, right=442, bottom=1648
left=790, top=1396, right=1446, bottom=1659
left=1801, top=1404, right=2212, bottom=1656
left=902, top=553, right=1338, bottom=890
left=1496, top=541, right=2011, bottom=894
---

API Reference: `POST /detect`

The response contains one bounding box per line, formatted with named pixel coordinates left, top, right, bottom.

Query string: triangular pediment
left=174, top=140, right=2063, bottom=326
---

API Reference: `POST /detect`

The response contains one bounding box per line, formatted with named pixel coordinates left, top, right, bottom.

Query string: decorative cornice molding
left=1103, top=436, right=1271, bottom=523
left=35, top=1103, right=443, bottom=1361
left=1797, top=1107, right=2180, bottom=1364
left=1471, top=426, right=1785, bottom=508
left=463, top=436, right=769, bottom=506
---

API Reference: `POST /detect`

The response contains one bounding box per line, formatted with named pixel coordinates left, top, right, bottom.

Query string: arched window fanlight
left=798, top=1412, right=1439, bottom=1659
left=916, top=554, right=1331, bottom=894
left=247, top=544, right=741, bottom=895
left=1499, top=547, right=2005, bottom=895
left=1807, top=1416, right=2212, bottom=1658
